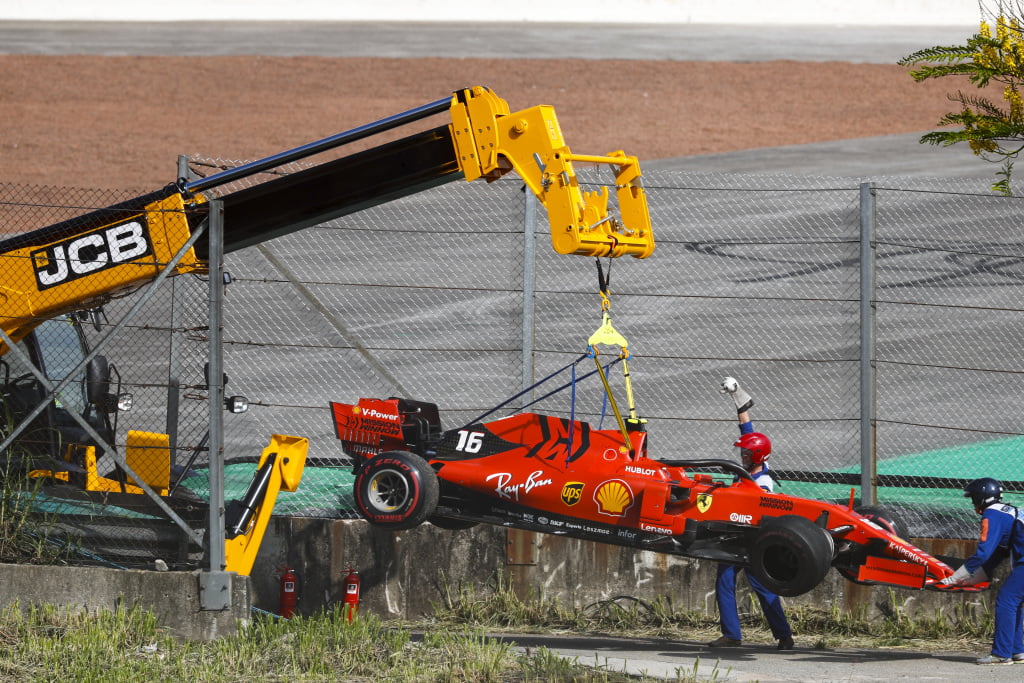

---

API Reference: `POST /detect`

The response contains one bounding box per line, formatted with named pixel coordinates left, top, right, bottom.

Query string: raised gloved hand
left=720, top=376, right=753, bottom=414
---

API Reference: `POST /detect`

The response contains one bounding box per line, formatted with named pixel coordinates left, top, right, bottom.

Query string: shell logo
left=594, top=479, right=634, bottom=516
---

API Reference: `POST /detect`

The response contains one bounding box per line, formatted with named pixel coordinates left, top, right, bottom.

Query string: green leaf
left=992, top=159, right=1014, bottom=195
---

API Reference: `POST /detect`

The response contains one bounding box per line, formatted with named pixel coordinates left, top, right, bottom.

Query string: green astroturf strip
left=32, top=435, right=1023, bottom=521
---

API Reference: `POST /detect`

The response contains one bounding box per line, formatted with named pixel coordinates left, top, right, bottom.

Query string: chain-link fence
left=3, top=166, right=1022, bottom=569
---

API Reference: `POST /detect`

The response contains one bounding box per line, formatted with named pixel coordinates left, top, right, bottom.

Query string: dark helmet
left=734, top=432, right=771, bottom=464
left=963, top=477, right=1003, bottom=511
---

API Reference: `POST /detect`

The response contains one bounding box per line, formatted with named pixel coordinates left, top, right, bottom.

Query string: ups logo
left=561, top=482, right=584, bottom=506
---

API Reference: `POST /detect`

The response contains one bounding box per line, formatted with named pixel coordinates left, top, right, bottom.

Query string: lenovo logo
left=32, top=220, right=152, bottom=290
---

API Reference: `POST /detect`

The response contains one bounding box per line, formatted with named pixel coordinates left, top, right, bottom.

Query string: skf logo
left=594, top=480, right=634, bottom=516
left=696, top=493, right=713, bottom=513
left=32, top=220, right=152, bottom=290
left=561, top=482, right=584, bottom=506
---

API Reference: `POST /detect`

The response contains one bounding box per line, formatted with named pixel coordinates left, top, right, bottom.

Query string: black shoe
left=777, top=636, right=795, bottom=651
left=708, top=636, right=742, bottom=647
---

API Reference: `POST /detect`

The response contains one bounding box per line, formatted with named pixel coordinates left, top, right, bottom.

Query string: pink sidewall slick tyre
left=355, top=450, right=439, bottom=530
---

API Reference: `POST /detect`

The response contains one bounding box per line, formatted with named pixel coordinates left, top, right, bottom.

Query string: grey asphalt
left=0, top=20, right=974, bottom=63
left=495, top=632, right=1024, bottom=682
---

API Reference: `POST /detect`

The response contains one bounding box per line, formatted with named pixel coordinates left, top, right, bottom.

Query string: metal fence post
left=165, top=156, right=192, bottom=457
left=201, top=198, right=231, bottom=610
left=521, top=191, right=537, bottom=406
left=859, top=182, right=877, bottom=506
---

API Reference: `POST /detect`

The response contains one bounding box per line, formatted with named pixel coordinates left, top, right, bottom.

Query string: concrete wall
left=250, top=517, right=991, bottom=625
left=0, top=564, right=250, bottom=641
left=0, top=1, right=979, bottom=25
left=0, top=521, right=990, bottom=641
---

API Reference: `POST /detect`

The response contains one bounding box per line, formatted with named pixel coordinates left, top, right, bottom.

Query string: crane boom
left=1, top=86, right=653, bottom=351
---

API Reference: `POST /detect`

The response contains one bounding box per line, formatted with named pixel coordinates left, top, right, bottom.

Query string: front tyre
left=749, top=515, right=834, bottom=597
left=856, top=505, right=910, bottom=540
left=355, top=451, right=438, bottom=530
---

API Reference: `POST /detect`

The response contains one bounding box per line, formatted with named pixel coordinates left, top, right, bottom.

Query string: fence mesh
left=2, top=167, right=1022, bottom=569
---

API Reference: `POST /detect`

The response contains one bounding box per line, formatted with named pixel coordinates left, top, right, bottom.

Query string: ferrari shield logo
left=696, top=493, right=713, bottom=513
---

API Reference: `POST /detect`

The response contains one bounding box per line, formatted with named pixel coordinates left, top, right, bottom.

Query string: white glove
left=940, top=564, right=987, bottom=586
left=720, top=376, right=753, bottom=414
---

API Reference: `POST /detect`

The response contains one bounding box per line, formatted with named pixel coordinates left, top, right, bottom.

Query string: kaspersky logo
left=32, top=220, right=152, bottom=290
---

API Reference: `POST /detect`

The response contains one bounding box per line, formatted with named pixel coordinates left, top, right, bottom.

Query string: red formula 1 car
left=330, top=397, right=970, bottom=596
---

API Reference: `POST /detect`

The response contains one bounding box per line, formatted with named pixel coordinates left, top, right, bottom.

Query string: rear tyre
left=749, top=515, right=834, bottom=597
left=856, top=506, right=910, bottom=540
left=355, top=451, right=438, bottom=530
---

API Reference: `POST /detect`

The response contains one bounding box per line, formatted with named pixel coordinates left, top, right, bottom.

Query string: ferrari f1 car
left=330, top=396, right=968, bottom=597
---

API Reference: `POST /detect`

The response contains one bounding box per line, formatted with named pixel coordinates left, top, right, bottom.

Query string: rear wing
left=330, top=397, right=444, bottom=459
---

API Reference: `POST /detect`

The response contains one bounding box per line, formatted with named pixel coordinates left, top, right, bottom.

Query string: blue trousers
left=715, top=563, right=792, bottom=640
left=991, top=564, right=1024, bottom=658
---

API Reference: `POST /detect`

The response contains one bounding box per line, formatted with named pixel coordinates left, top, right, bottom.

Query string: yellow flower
left=1006, top=86, right=1024, bottom=121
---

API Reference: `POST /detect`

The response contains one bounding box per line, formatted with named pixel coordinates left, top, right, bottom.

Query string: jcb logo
left=32, top=220, right=152, bottom=290
left=561, top=482, right=584, bottom=506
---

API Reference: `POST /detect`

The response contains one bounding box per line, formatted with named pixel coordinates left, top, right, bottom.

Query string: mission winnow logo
left=31, top=220, right=153, bottom=290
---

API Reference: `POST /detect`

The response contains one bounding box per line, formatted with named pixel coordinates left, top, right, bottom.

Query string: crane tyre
left=749, top=515, right=834, bottom=597
left=355, top=450, right=438, bottom=530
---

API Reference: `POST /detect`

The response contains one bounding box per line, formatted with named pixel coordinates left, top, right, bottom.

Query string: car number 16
left=456, top=430, right=484, bottom=453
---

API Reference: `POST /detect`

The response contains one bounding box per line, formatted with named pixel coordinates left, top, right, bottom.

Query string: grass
left=0, top=455, right=76, bottom=566
left=0, top=568, right=998, bottom=681
left=0, top=601, right=691, bottom=683
left=425, top=570, right=995, bottom=654
left=0, top=574, right=996, bottom=682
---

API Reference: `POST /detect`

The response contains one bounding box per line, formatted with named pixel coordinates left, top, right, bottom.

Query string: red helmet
left=734, top=432, right=771, bottom=464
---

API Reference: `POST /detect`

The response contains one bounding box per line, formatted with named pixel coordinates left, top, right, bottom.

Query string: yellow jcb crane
left=0, top=86, right=655, bottom=575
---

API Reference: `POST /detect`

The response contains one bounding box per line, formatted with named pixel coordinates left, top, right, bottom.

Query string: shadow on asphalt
left=489, top=631, right=977, bottom=664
